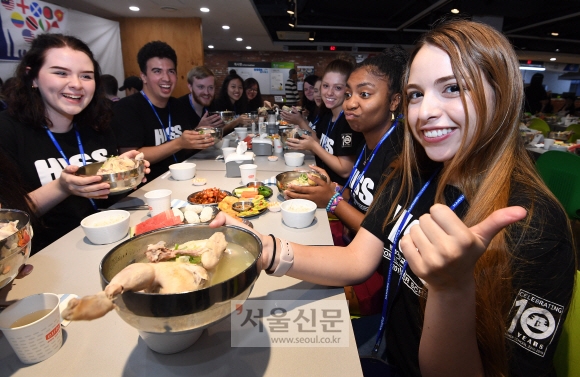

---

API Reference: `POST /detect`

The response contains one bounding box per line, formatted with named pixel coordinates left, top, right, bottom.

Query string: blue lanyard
left=320, top=111, right=343, bottom=151
left=141, top=91, right=177, bottom=162
left=188, top=94, right=207, bottom=118
left=44, top=125, right=98, bottom=211
left=341, top=115, right=401, bottom=198
left=371, top=170, right=465, bottom=357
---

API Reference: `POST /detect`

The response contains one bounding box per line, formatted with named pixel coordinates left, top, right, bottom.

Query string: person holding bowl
left=0, top=34, right=149, bottom=253
left=285, top=59, right=364, bottom=186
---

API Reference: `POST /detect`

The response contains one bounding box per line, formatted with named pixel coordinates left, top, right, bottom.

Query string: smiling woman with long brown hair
left=212, top=19, right=575, bottom=376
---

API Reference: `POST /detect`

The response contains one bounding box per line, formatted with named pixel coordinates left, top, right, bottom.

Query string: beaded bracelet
left=265, top=234, right=277, bottom=273
left=326, top=192, right=340, bottom=212
left=329, top=195, right=344, bottom=214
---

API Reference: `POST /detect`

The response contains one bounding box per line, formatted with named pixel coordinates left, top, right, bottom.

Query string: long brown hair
left=380, top=19, right=570, bottom=376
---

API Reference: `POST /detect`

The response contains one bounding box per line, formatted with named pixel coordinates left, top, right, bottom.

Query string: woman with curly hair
left=0, top=33, right=146, bottom=253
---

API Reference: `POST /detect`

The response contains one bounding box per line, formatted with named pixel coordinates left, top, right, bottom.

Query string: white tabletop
left=0, top=151, right=362, bottom=377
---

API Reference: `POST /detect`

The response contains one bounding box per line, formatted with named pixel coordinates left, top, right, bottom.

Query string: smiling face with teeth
left=140, top=57, right=177, bottom=108
left=321, top=71, right=348, bottom=117
left=406, top=44, right=494, bottom=163
left=33, top=47, right=95, bottom=130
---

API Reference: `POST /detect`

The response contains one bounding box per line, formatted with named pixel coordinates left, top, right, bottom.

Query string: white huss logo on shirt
left=154, top=125, right=183, bottom=145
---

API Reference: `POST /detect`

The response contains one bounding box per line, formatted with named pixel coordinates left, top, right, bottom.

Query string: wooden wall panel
left=118, top=18, right=204, bottom=98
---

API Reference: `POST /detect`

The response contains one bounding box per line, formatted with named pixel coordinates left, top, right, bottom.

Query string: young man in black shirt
left=176, top=66, right=224, bottom=130
left=112, top=41, right=215, bottom=180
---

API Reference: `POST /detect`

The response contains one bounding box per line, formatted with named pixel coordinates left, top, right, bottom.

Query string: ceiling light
left=551, top=32, right=559, bottom=36
left=200, top=7, right=209, bottom=12
left=287, top=0, right=295, bottom=15
left=550, top=57, right=556, bottom=61
left=161, top=6, right=177, bottom=12
left=222, top=25, right=230, bottom=30
left=519, top=66, right=545, bottom=71
left=309, top=37, right=314, bottom=41
left=246, top=46, right=252, bottom=50
left=309, top=32, right=315, bottom=41
left=289, top=15, right=296, bottom=28
left=451, top=8, right=459, bottom=14
left=208, top=45, right=214, bottom=49
left=236, top=37, right=243, bottom=41
left=129, top=6, right=139, bottom=11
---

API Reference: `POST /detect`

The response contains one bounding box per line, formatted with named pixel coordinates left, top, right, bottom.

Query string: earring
left=391, top=112, right=395, bottom=121
left=32, top=85, right=37, bottom=89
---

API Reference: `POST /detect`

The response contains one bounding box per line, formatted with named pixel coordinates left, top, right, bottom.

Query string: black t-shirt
left=111, top=93, right=197, bottom=180
left=176, top=94, right=205, bottom=129
left=315, top=111, right=364, bottom=185
left=0, top=112, right=118, bottom=253
left=212, top=97, right=246, bottom=115
left=346, top=121, right=403, bottom=213
left=361, top=173, right=575, bottom=376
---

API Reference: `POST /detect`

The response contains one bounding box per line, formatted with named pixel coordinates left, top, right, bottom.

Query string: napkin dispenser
left=252, top=138, right=273, bottom=156
left=225, top=152, right=255, bottom=177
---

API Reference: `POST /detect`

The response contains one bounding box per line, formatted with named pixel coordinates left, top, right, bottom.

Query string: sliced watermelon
left=134, top=209, right=182, bottom=236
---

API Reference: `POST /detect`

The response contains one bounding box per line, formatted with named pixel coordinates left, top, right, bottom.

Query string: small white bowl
left=81, top=210, right=130, bottom=244
left=284, top=152, right=305, bottom=167
left=169, top=163, right=196, bottom=181
left=280, top=199, right=316, bottom=228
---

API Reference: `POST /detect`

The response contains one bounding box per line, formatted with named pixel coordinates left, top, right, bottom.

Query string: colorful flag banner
left=0, top=0, right=67, bottom=61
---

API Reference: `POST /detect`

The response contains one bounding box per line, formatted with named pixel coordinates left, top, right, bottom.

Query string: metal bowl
left=209, top=111, right=235, bottom=123
left=0, top=209, right=32, bottom=289
left=99, top=225, right=261, bottom=351
left=76, top=159, right=145, bottom=195
left=232, top=201, right=254, bottom=212
left=275, top=170, right=328, bottom=191
left=197, top=126, right=223, bottom=143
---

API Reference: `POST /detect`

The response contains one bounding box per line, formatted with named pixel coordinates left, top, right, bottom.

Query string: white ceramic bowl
left=284, top=152, right=305, bottom=167
left=81, top=210, right=130, bottom=245
left=169, top=163, right=196, bottom=181
left=280, top=199, right=316, bottom=228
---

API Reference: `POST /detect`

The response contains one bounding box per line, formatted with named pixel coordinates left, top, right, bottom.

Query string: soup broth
left=210, top=243, right=256, bottom=285
left=10, top=308, right=52, bottom=328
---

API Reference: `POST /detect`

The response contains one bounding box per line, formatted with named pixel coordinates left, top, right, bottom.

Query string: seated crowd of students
left=0, top=19, right=576, bottom=377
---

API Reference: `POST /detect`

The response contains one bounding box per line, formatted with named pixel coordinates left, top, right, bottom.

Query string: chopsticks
left=98, top=205, right=149, bottom=211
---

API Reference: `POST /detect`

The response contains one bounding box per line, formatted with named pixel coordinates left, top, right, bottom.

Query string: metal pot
left=99, top=224, right=262, bottom=334
left=0, top=209, right=32, bottom=289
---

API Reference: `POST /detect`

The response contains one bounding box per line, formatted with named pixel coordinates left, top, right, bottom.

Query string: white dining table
left=0, top=148, right=363, bottom=377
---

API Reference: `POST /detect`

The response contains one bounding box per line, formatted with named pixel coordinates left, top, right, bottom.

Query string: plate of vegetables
left=232, top=185, right=273, bottom=199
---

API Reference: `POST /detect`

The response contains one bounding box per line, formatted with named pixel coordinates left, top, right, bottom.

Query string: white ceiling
left=50, top=0, right=282, bottom=52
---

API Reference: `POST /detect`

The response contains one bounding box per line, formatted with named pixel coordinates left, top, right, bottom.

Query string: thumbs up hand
left=399, top=204, right=527, bottom=291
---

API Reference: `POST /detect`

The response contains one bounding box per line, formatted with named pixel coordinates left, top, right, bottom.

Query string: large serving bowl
left=76, top=159, right=145, bottom=195
left=0, top=209, right=32, bottom=289
left=275, top=170, right=328, bottom=192
left=99, top=224, right=262, bottom=353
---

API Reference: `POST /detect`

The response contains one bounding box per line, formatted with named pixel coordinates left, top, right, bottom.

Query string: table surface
left=0, top=150, right=363, bottom=377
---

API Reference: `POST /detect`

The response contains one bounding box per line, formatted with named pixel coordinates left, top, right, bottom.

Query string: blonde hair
left=380, top=19, right=571, bottom=376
